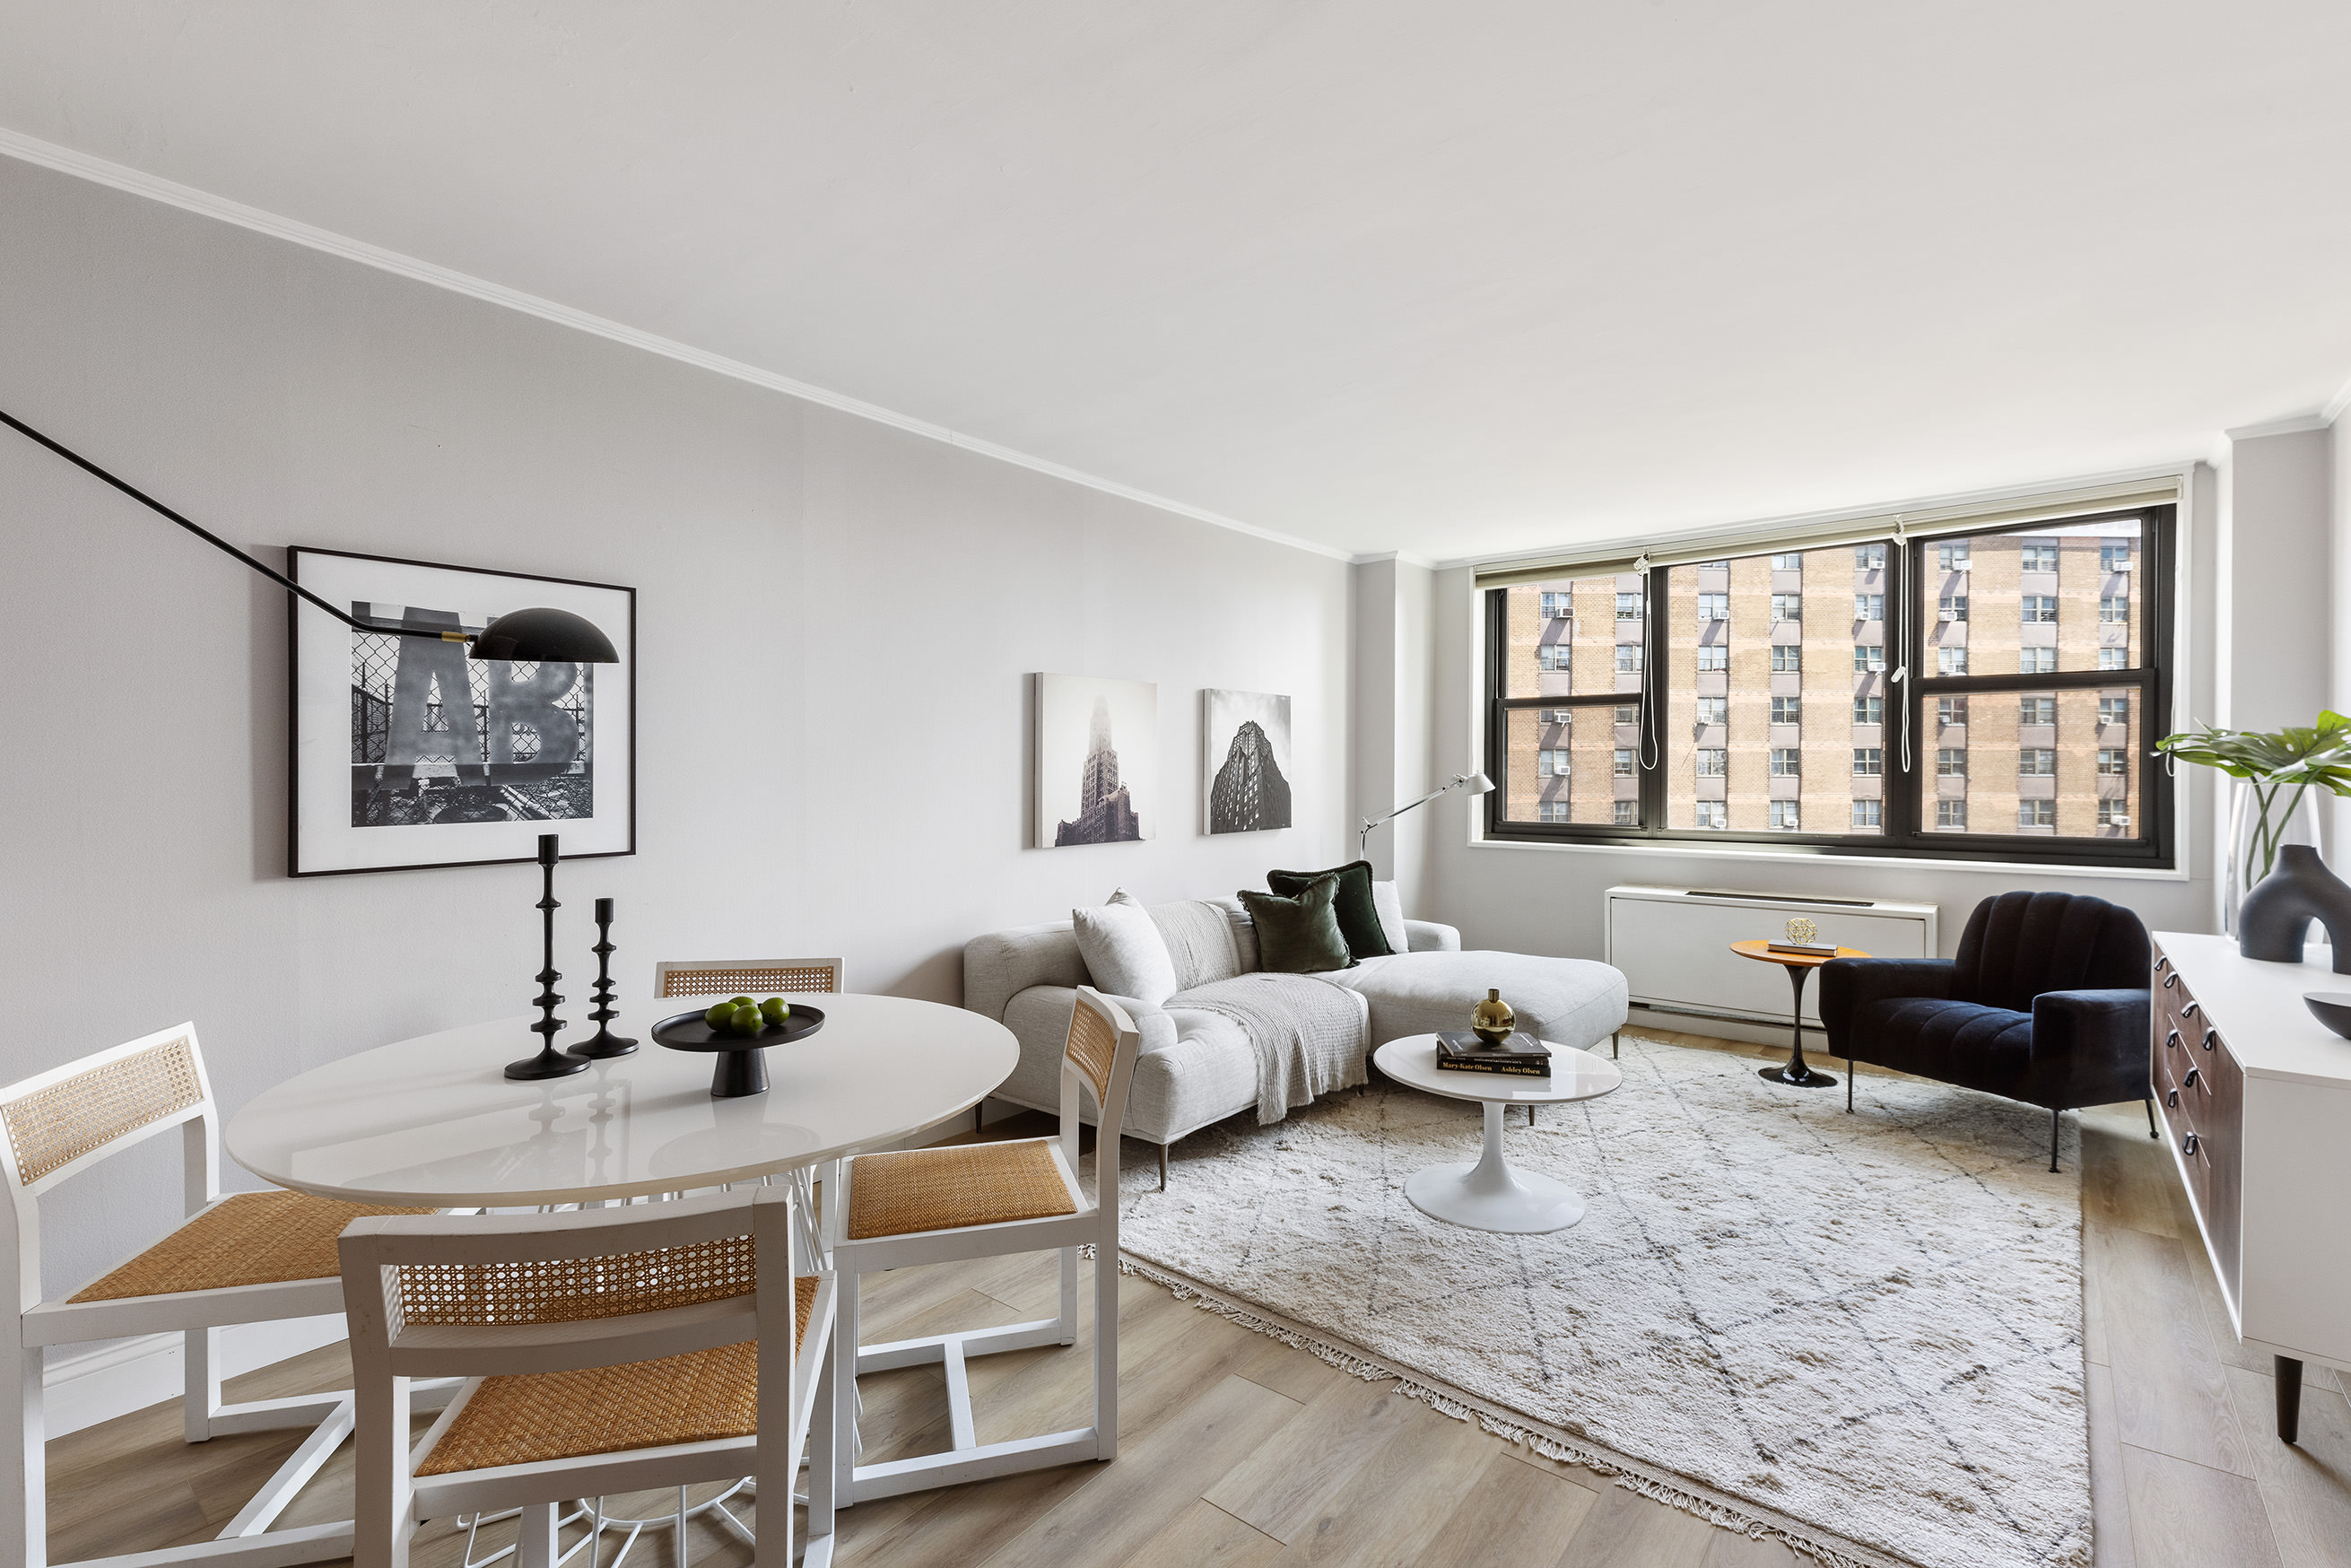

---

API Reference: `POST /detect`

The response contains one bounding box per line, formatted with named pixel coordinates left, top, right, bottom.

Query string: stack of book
left=1434, top=1030, right=1552, bottom=1077
left=1767, top=940, right=1840, bottom=956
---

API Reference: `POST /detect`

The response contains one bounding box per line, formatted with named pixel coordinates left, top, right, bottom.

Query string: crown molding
left=2325, top=370, right=2351, bottom=426
left=1436, top=457, right=2203, bottom=573
left=0, top=127, right=1355, bottom=564
left=1348, top=549, right=1437, bottom=569
left=2223, top=412, right=2331, bottom=440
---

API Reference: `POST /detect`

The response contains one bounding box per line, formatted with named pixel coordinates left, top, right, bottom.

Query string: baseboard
left=42, top=1314, right=347, bottom=1438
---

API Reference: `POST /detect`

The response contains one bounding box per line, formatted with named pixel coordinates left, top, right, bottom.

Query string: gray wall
left=0, top=157, right=1353, bottom=1293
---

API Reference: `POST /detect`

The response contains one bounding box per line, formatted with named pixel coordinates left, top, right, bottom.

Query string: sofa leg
left=2050, top=1106, right=2062, bottom=1173
left=2144, top=1095, right=2158, bottom=1139
left=1158, top=1141, right=1169, bottom=1192
left=1610, top=1032, right=1619, bottom=1060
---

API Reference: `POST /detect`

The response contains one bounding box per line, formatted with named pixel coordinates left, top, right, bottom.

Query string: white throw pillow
left=1371, top=880, right=1409, bottom=955
left=1072, top=889, right=1180, bottom=1007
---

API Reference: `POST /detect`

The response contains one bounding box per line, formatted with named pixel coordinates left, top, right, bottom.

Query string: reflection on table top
left=225, top=994, right=1016, bottom=1206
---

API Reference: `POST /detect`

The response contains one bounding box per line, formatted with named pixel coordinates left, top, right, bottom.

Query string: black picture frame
left=286, top=546, right=638, bottom=876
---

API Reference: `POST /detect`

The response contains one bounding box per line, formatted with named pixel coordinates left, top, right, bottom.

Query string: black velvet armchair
left=1817, top=891, right=2157, bottom=1171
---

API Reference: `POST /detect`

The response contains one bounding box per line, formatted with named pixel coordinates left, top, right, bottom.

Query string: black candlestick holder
left=507, top=833, right=589, bottom=1081
left=569, top=896, right=637, bottom=1059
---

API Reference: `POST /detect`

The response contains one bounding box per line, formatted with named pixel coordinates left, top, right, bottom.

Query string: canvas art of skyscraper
left=1035, top=673, right=1157, bottom=848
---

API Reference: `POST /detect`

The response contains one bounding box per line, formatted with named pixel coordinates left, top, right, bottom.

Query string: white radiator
left=1604, top=884, right=1938, bottom=1028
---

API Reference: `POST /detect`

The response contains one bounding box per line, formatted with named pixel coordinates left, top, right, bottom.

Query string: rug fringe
left=1117, top=1251, right=1918, bottom=1568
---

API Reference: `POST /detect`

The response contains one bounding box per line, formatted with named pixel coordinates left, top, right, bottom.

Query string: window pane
left=1918, top=516, right=2146, bottom=675
left=1500, top=705, right=1641, bottom=826
left=1917, top=685, right=2143, bottom=839
left=1502, top=573, right=1646, bottom=699
left=1663, top=546, right=1882, bottom=833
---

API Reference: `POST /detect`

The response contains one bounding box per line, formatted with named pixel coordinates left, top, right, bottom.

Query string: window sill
left=1464, top=832, right=2189, bottom=881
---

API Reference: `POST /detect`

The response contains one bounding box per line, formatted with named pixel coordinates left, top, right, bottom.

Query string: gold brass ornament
left=1784, top=917, right=1819, bottom=945
left=1471, top=988, right=1516, bottom=1044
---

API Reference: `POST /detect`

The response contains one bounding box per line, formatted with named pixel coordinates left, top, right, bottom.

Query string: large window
left=1484, top=506, right=2172, bottom=865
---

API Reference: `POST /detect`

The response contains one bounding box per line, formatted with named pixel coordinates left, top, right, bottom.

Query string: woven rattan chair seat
left=70, top=1189, right=436, bottom=1302
left=415, top=1276, right=821, bottom=1477
left=845, top=1138, right=1076, bottom=1241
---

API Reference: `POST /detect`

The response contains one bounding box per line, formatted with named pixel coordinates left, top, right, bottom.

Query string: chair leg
left=1094, top=1231, right=1120, bottom=1460
left=515, top=1502, right=558, bottom=1568
left=1847, top=1060, right=1854, bottom=1113
left=185, top=1325, right=222, bottom=1442
left=1058, top=1245, right=1079, bottom=1346
left=2145, top=1095, right=2159, bottom=1138
left=832, top=1267, right=861, bottom=1507
left=7, top=1341, right=44, bottom=1568
left=2050, top=1106, right=2062, bottom=1173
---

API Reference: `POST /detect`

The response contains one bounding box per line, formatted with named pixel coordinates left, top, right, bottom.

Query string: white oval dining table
left=225, top=994, right=1017, bottom=1207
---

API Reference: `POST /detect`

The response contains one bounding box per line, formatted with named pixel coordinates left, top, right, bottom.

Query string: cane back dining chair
left=828, top=986, right=1140, bottom=1503
left=655, top=959, right=844, bottom=1002
left=339, top=1185, right=835, bottom=1568
left=0, top=1022, right=440, bottom=1568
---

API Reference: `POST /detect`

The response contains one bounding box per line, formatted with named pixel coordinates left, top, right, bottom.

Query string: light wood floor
left=47, top=1032, right=2351, bottom=1568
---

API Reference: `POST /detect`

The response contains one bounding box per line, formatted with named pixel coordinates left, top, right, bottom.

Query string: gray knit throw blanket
left=1174, top=971, right=1370, bottom=1123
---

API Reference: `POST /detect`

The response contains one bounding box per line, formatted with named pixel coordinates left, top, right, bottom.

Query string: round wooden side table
left=1729, top=939, right=1867, bottom=1089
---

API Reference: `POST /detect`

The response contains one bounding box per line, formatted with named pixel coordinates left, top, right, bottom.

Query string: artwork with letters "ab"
left=288, top=547, right=636, bottom=875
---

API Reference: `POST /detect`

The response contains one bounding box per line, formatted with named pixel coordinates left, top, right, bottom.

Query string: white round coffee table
left=1372, top=1034, right=1622, bottom=1234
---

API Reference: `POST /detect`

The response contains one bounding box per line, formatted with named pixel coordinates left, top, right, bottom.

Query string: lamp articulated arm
left=1358, top=771, right=1495, bottom=859
left=1, top=407, right=469, bottom=646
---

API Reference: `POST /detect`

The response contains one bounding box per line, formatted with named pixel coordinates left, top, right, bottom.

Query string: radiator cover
left=1604, top=884, right=1938, bottom=1027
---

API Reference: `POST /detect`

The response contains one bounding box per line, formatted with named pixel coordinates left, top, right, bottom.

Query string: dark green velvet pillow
left=1267, top=858, right=1394, bottom=959
left=1238, top=874, right=1357, bottom=973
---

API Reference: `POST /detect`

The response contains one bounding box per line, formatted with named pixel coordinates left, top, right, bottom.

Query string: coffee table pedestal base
left=1403, top=1101, right=1588, bottom=1234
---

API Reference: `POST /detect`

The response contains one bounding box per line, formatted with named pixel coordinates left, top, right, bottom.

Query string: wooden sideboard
left=2151, top=932, right=2351, bottom=1443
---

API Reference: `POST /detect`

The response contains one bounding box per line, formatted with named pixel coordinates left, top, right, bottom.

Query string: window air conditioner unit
left=2112, top=560, right=2133, bottom=571
left=1937, top=609, right=1958, bottom=621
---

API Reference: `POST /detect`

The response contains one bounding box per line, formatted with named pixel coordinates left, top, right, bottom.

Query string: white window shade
left=1473, top=473, right=2183, bottom=588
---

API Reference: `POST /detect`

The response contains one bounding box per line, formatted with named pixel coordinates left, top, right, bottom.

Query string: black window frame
left=1482, top=503, right=2175, bottom=867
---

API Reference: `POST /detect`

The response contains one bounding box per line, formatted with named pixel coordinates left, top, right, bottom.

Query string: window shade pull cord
left=1635, top=554, right=1660, bottom=770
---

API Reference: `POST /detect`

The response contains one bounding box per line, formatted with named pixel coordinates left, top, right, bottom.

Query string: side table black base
left=1759, top=1062, right=1839, bottom=1089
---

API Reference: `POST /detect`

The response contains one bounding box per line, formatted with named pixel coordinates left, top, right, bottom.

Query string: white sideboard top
left=2155, top=931, right=2351, bottom=1089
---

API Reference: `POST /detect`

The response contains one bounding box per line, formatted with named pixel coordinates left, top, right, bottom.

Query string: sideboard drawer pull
left=2181, top=1067, right=2202, bottom=1091
left=2202, top=1029, right=2218, bottom=1052
left=2166, top=1087, right=2181, bottom=1109
left=2164, top=971, right=2180, bottom=989
left=2155, top=955, right=2171, bottom=972
left=2183, top=1132, right=2200, bottom=1157
left=2164, top=1029, right=2181, bottom=1052
left=2181, top=999, right=2200, bottom=1018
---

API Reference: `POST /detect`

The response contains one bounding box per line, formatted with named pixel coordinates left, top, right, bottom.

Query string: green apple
left=760, top=997, right=791, bottom=1026
left=728, top=1004, right=765, bottom=1037
left=704, top=1002, right=735, bottom=1031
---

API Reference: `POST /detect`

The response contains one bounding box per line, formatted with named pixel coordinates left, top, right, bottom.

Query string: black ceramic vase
left=2238, top=843, right=2351, bottom=972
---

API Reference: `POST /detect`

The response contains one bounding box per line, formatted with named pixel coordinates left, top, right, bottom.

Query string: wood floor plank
left=1205, top=1373, right=1428, bottom=1541
left=2119, top=1443, right=2285, bottom=1568
left=1698, top=1528, right=1801, bottom=1566
left=2221, top=1363, right=2351, bottom=1568
left=1553, top=1481, right=1721, bottom=1568
left=1123, top=1499, right=1288, bottom=1568
left=832, top=1462, right=1104, bottom=1568
left=2085, top=1360, right=2138, bottom=1568
left=1413, top=1449, right=1596, bottom=1568
left=1267, top=1398, right=1498, bottom=1567
left=978, top=1373, right=1303, bottom=1568
left=2088, top=1222, right=2255, bottom=1477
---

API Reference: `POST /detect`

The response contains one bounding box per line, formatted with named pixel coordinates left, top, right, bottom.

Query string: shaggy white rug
left=1114, top=1032, right=2090, bottom=1568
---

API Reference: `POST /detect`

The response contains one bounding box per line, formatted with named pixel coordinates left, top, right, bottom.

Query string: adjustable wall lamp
left=1, top=408, right=620, bottom=663
left=1359, top=771, right=1494, bottom=859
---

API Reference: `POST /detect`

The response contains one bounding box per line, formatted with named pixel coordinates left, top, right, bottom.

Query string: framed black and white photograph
left=289, top=547, right=636, bottom=875
left=1202, top=688, right=1293, bottom=833
left=1035, top=673, right=1157, bottom=847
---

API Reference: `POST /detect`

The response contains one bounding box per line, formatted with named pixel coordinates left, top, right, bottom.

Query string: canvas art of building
left=1202, top=688, right=1293, bottom=833
left=1036, top=673, right=1157, bottom=847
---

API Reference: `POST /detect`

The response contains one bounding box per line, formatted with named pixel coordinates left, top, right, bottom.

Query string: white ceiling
left=4, top=3, right=2348, bottom=562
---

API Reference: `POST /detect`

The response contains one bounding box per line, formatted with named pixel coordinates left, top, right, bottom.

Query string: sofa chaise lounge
left=964, top=889, right=1627, bottom=1186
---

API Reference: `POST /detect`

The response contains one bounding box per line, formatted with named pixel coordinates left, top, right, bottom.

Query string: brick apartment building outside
left=1501, top=525, right=2141, bottom=840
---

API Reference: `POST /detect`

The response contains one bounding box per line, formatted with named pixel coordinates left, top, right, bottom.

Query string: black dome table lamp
left=0, top=408, right=620, bottom=663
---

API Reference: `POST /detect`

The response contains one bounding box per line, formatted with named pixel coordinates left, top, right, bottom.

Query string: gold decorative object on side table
left=1471, top=989, right=1516, bottom=1044
left=1785, top=917, right=1818, bottom=945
